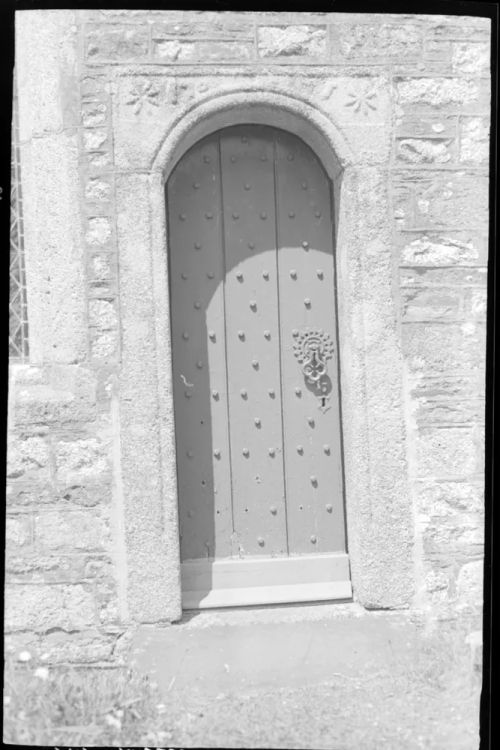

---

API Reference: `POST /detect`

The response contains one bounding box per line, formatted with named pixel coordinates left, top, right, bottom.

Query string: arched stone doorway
left=114, top=89, right=412, bottom=623
left=166, top=124, right=351, bottom=608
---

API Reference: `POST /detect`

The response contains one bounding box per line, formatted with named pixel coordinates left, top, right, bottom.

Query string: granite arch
left=117, top=86, right=413, bottom=621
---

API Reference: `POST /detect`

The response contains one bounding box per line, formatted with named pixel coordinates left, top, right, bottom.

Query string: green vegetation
left=3, top=651, right=171, bottom=747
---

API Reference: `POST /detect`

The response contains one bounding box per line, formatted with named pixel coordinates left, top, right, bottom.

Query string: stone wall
left=7, top=10, right=489, bottom=666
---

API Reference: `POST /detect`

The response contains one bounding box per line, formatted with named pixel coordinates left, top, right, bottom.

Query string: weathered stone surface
left=35, top=510, right=110, bottom=551
left=333, top=167, right=414, bottom=610
left=116, top=172, right=183, bottom=621
left=459, top=117, right=490, bottom=163
left=59, top=482, right=110, bottom=506
left=5, top=584, right=96, bottom=632
left=402, top=323, right=486, bottom=375
left=470, top=289, right=488, bottom=320
left=423, top=38, right=452, bottom=64
left=7, top=436, right=50, bottom=479
left=153, top=39, right=253, bottom=62
left=95, top=578, right=120, bottom=626
left=429, top=18, right=491, bottom=40
left=81, top=74, right=107, bottom=100
left=415, top=480, right=484, bottom=517
left=85, top=216, right=112, bottom=246
left=331, top=22, right=422, bottom=59
left=425, top=568, right=450, bottom=594
left=423, top=515, right=484, bottom=558
left=398, top=232, right=488, bottom=266
left=83, top=129, right=108, bottom=152
left=13, top=365, right=97, bottom=425
left=55, top=438, right=108, bottom=484
left=7, top=484, right=56, bottom=507
left=465, top=629, right=483, bottom=681
left=82, top=102, right=107, bottom=128
left=396, top=77, right=480, bottom=106
left=88, top=299, right=118, bottom=330
left=87, top=151, right=111, bottom=168
left=6, top=516, right=33, bottom=550
left=39, top=630, right=117, bottom=663
left=452, top=42, right=490, bottom=75
left=414, top=398, right=485, bottom=425
left=10, top=365, right=46, bottom=385
left=16, top=11, right=80, bottom=138
left=90, top=329, right=119, bottom=359
left=400, top=267, right=487, bottom=288
left=152, top=19, right=253, bottom=37
left=16, top=128, right=88, bottom=364
left=85, top=24, right=149, bottom=61
left=396, top=138, right=452, bottom=164
left=456, top=561, right=484, bottom=607
left=396, top=114, right=456, bottom=139
left=416, top=427, right=480, bottom=478
left=394, top=174, right=488, bottom=231
left=4, top=631, right=40, bottom=658
left=410, top=374, right=485, bottom=402
left=84, top=177, right=111, bottom=202
left=6, top=552, right=114, bottom=584
left=258, top=25, right=326, bottom=58
left=90, top=253, right=113, bottom=281
left=401, top=287, right=462, bottom=321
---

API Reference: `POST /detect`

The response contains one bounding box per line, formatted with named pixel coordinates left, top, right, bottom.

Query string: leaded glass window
left=9, top=73, right=29, bottom=360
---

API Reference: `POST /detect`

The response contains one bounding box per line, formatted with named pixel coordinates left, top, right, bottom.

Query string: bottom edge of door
left=181, top=553, right=352, bottom=610
left=183, top=580, right=352, bottom=609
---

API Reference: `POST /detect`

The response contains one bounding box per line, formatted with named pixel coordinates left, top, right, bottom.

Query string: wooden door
left=167, top=125, right=351, bottom=608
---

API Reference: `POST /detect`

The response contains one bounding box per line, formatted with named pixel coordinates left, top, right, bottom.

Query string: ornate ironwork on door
left=167, top=124, right=347, bottom=596
left=293, top=328, right=335, bottom=412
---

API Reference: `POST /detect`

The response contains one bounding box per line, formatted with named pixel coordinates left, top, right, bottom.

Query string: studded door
left=167, top=125, right=347, bottom=601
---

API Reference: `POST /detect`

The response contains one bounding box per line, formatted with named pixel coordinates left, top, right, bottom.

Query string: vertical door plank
left=220, top=126, right=287, bottom=557
left=274, top=131, right=346, bottom=555
left=168, top=136, right=233, bottom=561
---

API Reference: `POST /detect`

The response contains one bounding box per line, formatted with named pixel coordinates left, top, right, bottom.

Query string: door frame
left=167, top=123, right=351, bottom=609
left=114, top=87, right=414, bottom=622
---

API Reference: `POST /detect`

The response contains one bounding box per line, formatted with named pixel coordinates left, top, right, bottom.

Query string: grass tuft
left=3, top=651, right=173, bottom=746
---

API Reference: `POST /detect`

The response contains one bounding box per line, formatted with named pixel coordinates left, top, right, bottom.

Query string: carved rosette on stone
left=125, top=79, right=161, bottom=114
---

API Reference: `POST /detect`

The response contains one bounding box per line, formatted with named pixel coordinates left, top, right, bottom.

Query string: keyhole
left=321, top=396, right=327, bottom=407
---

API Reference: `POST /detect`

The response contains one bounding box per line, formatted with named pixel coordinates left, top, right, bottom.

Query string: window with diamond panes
left=9, top=74, right=29, bottom=360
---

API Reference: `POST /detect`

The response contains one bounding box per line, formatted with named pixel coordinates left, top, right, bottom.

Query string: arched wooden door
left=167, top=125, right=351, bottom=608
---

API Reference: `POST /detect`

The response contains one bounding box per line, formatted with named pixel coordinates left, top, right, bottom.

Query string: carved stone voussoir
left=111, top=71, right=392, bottom=170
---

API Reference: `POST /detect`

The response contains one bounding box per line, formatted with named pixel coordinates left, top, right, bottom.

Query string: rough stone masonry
left=7, top=9, right=488, bottom=699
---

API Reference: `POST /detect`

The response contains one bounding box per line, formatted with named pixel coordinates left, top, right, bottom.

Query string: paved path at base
left=129, top=604, right=481, bottom=749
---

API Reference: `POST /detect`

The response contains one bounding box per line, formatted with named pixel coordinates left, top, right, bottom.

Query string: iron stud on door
left=274, top=129, right=345, bottom=555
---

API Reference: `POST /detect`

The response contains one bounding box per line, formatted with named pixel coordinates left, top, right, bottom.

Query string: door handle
left=293, top=328, right=335, bottom=409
